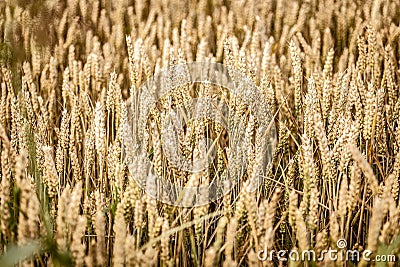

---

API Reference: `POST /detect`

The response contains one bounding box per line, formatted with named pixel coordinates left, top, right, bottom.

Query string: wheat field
left=0, top=0, right=400, bottom=266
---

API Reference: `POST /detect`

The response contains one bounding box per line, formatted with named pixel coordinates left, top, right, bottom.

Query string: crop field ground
left=0, top=0, right=400, bottom=266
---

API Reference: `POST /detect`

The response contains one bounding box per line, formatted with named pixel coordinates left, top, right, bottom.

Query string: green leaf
left=0, top=241, right=40, bottom=267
